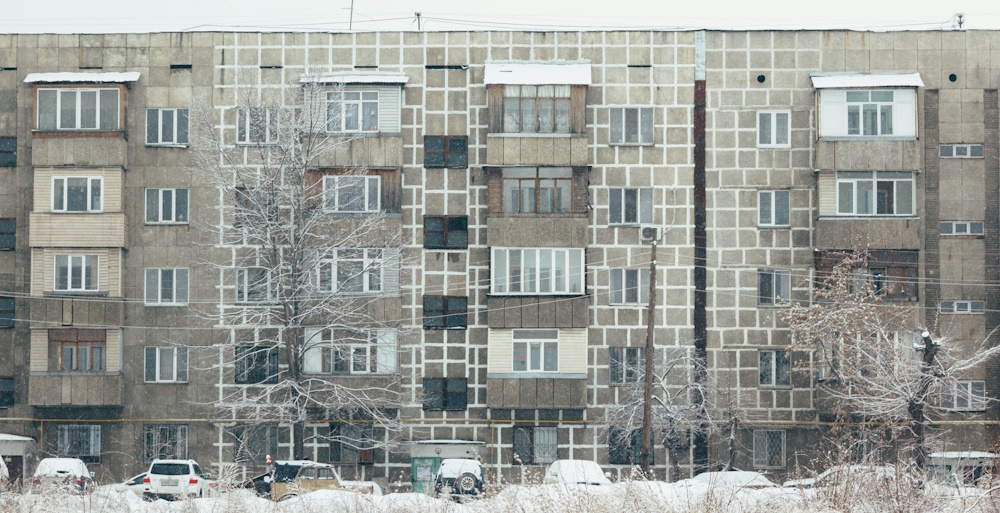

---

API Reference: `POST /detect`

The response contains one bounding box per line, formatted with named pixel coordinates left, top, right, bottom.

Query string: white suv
left=144, top=459, right=213, bottom=500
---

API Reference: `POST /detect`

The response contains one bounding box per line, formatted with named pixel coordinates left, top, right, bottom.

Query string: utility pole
left=641, top=240, right=657, bottom=476
left=349, top=0, right=355, bottom=31
left=415, top=12, right=422, bottom=31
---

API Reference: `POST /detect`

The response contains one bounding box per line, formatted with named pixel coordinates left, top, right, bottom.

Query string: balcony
left=814, top=218, right=920, bottom=249
left=486, top=216, right=588, bottom=248
left=28, top=373, right=123, bottom=407
left=307, top=135, right=403, bottom=169
left=485, top=134, right=589, bottom=167
left=487, top=296, right=589, bottom=328
left=28, top=297, right=124, bottom=328
left=31, top=136, right=127, bottom=168
left=28, top=213, right=126, bottom=248
left=486, top=377, right=587, bottom=409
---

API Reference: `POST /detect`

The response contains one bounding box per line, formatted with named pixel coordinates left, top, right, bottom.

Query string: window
left=609, top=188, right=653, bottom=225
left=52, top=177, right=102, bottom=213
left=0, top=219, right=12, bottom=250
left=236, top=267, right=273, bottom=303
left=836, top=171, right=913, bottom=216
left=941, top=221, right=984, bottom=236
left=143, top=425, right=188, bottom=463
left=144, top=346, right=189, bottom=383
left=54, top=255, right=98, bottom=292
left=234, top=187, right=276, bottom=226
left=146, top=108, right=189, bottom=146
left=753, top=430, right=785, bottom=468
left=423, top=296, right=468, bottom=330
left=323, top=175, right=381, bottom=213
left=49, top=330, right=106, bottom=372
left=424, top=136, right=468, bottom=168
left=608, top=428, right=653, bottom=465
left=0, top=378, right=13, bottom=408
left=302, top=328, right=397, bottom=375
left=37, top=88, right=119, bottom=131
left=236, top=107, right=278, bottom=144
left=236, top=424, right=277, bottom=465
left=816, top=250, right=918, bottom=302
left=327, top=91, right=378, bottom=132
left=609, top=107, right=654, bottom=145
left=0, top=137, right=14, bottom=167
left=512, top=329, right=558, bottom=373
left=512, top=426, right=557, bottom=465
left=502, top=167, right=573, bottom=214
left=758, top=111, right=790, bottom=148
left=316, top=248, right=391, bottom=295
left=234, top=345, right=279, bottom=384
left=847, top=91, right=895, bottom=136
left=940, top=144, right=984, bottom=158
left=492, top=248, right=585, bottom=295
left=609, top=269, right=650, bottom=305
left=424, top=216, right=468, bottom=249
left=0, top=296, right=12, bottom=329
left=758, top=190, right=790, bottom=227
left=609, top=347, right=645, bottom=385
left=758, top=270, right=791, bottom=306
left=503, top=85, right=571, bottom=134
left=942, top=381, right=986, bottom=411
left=330, top=423, right=373, bottom=464
left=57, top=425, right=101, bottom=463
left=941, top=301, right=986, bottom=314
left=422, top=378, right=468, bottom=411
left=759, top=350, right=790, bottom=387
left=145, top=188, right=189, bottom=224
left=145, top=268, right=189, bottom=306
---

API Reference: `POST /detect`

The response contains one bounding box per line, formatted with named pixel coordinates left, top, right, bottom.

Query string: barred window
left=143, top=424, right=188, bottom=463
left=512, top=426, right=557, bottom=465
left=753, top=429, right=785, bottom=468
left=57, top=424, right=101, bottom=463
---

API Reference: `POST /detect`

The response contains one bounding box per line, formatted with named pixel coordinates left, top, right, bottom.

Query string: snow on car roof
left=930, top=451, right=997, bottom=460
left=691, top=471, right=778, bottom=487
left=437, top=459, right=483, bottom=478
left=549, top=459, right=610, bottom=485
left=34, top=458, right=88, bottom=477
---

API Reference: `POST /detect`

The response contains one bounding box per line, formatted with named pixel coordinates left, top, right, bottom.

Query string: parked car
left=143, top=459, right=213, bottom=500
left=690, top=470, right=779, bottom=489
left=272, top=462, right=341, bottom=501
left=341, top=480, right=384, bottom=496
left=433, top=459, right=485, bottom=500
left=31, top=458, right=93, bottom=494
left=108, top=473, right=149, bottom=496
left=239, top=471, right=273, bottom=497
left=542, top=460, right=612, bottom=486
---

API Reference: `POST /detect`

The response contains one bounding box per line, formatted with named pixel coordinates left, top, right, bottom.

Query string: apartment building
left=0, top=29, right=994, bottom=488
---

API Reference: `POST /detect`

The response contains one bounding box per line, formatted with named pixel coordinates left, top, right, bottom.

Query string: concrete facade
left=0, top=29, right=995, bottom=487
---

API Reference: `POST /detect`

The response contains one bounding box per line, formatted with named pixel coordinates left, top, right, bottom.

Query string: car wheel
left=455, top=473, right=478, bottom=495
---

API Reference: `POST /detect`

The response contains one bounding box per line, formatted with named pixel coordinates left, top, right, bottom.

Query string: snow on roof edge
left=299, top=72, right=408, bottom=85
left=484, top=60, right=592, bottom=85
left=810, top=72, right=923, bottom=89
left=24, top=72, right=140, bottom=84
left=0, top=434, right=33, bottom=442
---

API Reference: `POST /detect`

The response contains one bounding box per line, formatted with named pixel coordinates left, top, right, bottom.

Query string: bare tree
left=189, top=77, right=405, bottom=460
left=782, top=248, right=1000, bottom=470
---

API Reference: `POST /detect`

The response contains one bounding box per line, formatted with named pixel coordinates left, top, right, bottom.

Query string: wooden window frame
left=422, top=378, right=468, bottom=411
left=423, top=216, right=468, bottom=250
left=423, top=296, right=468, bottom=330
left=609, top=347, right=645, bottom=385
left=423, top=136, right=469, bottom=169
left=234, top=345, right=279, bottom=384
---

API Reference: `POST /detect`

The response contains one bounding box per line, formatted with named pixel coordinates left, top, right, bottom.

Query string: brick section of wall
left=982, top=90, right=1000, bottom=425
left=923, top=90, right=941, bottom=329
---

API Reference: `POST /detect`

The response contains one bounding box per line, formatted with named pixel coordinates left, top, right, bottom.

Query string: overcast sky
left=0, top=0, right=994, bottom=33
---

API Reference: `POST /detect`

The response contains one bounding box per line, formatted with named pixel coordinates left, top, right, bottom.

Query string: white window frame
left=940, top=221, right=984, bottom=236
left=145, top=188, right=189, bottom=224
left=236, top=107, right=279, bottom=144
left=609, top=268, right=651, bottom=305
left=316, top=248, right=385, bottom=295
left=941, top=301, right=985, bottom=315
left=37, top=88, right=120, bottom=131
left=608, top=188, right=653, bottom=225
left=847, top=90, right=895, bottom=136
left=758, top=269, right=791, bottom=306
left=758, top=190, right=790, bottom=227
left=146, top=108, right=189, bottom=146
left=144, top=346, right=189, bottom=383
left=326, top=90, right=380, bottom=133
left=54, top=255, right=98, bottom=292
left=940, top=144, right=984, bottom=158
left=236, top=267, right=274, bottom=304
left=512, top=329, right=559, bottom=373
left=491, top=248, right=585, bottom=295
left=52, top=177, right=103, bottom=213
left=942, top=381, right=986, bottom=411
left=835, top=171, right=914, bottom=216
left=759, top=350, right=790, bottom=387
left=757, top=110, right=791, bottom=148
left=609, top=107, right=654, bottom=145
left=145, top=268, right=189, bottom=306
left=322, top=175, right=382, bottom=213
left=752, top=429, right=786, bottom=468
left=303, top=328, right=398, bottom=375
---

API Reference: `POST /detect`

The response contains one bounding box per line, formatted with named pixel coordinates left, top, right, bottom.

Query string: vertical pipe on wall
left=692, top=30, right=709, bottom=473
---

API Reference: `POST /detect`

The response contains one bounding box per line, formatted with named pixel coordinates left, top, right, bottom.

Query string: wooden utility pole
left=641, top=240, right=657, bottom=475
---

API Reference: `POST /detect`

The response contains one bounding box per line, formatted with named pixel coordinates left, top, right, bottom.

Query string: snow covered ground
left=2, top=480, right=999, bottom=513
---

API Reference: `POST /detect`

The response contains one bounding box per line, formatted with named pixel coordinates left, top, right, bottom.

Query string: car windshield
left=150, top=463, right=190, bottom=476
